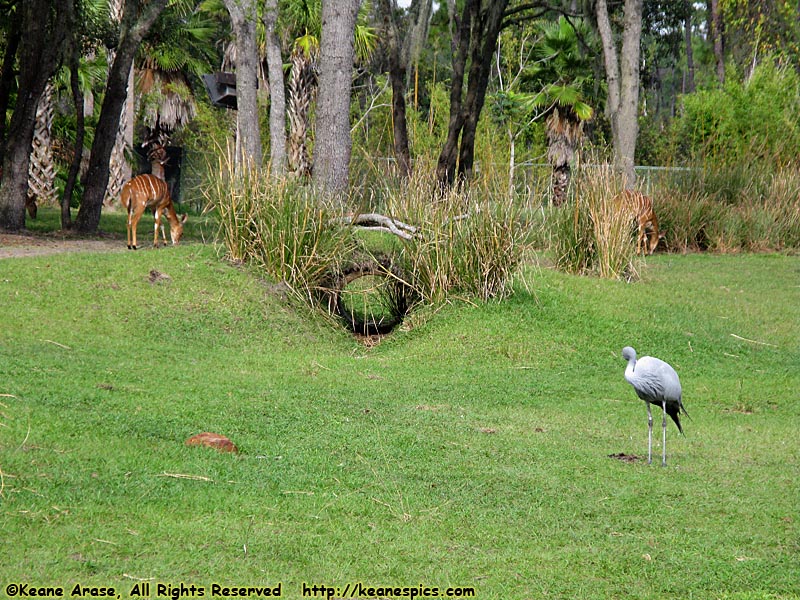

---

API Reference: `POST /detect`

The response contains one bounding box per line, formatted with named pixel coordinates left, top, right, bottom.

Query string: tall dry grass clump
left=653, top=160, right=800, bottom=252
left=203, top=152, right=530, bottom=329
left=552, top=164, right=638, bottom=279
left=203, top=152, right=357, bottom=299
left=380, top=172, right=530, bottom=304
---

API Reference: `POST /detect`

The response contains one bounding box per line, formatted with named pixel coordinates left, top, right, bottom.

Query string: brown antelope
left=25, top=195, right=37, bottom=219
left=120, top=174, right=187, bottom=250
left=617, top=190, right=664, bottom=255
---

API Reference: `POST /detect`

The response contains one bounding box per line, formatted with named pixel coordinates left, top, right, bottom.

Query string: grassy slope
left=1, top=244, right=798, bottom=599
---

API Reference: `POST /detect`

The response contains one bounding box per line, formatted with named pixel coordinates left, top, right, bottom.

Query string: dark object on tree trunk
left=201, top=72, right=238, bottom=109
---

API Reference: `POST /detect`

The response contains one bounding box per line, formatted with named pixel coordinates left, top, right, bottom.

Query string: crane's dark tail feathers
left=666, top=402, right=690, bottom=435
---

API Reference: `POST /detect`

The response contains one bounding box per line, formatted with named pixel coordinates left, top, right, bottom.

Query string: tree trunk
left=264, top=0, right=286, bottom=176
left=0, top=10, right=21, bottom=165
left=287, top=45, right=317, bottom=178
left=28, top=82, right=58, bottom=208
left=596, top=0, right=620, bottom=119
left=313, top=0, right=361, bottom=197
left=379, top=0, right=412, bottom=179
left=596, top=0, right=643, bottom=188
left=436, top=0, right=509, bottom=189
left=224, top=0, right=262, bottom=169
left=401, top=0, right=433, bottom=93
left=75, top=0, right=167, bottom=234
left=546, top=110, right=583, bottom=206
left=61, top=52, right=84, bottom=229
left=0, top=0, right=68, bottom=232
left=684, top=9, right=695, bottom=93
left=710, top=0, right=724, bottom=84
left=104, top=64, right=134, bottom=208
left=436, top=0, right=474, bottom=188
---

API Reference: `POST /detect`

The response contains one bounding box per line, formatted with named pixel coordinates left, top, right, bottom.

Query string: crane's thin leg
left=647, top=402, right=653, bottom=465
left=661, top=400, right=667, bottom=467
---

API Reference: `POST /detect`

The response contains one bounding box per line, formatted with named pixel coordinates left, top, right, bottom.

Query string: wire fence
left=175, top=150, right=696, bottom=213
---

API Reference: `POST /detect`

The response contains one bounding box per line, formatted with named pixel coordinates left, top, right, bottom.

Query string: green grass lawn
left=1, top=241, right=798, bottom=599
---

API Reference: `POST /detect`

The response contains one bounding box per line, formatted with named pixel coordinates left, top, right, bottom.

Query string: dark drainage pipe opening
left=328, top=258, right=414, bottom=336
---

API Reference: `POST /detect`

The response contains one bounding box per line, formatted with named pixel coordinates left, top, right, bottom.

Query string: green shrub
left=675, top=58, right=800, bottom=165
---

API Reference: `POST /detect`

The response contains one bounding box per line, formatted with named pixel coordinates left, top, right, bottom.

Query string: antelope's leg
left=153, top=209, right=161, bottom=248
left=130, top=207, right=143, bottom=250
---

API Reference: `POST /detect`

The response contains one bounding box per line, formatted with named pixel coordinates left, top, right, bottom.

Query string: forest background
left=0, top=0, right=799, bottom=266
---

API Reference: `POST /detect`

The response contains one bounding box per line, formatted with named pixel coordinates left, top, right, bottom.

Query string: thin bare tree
left=264, top=0, right=287, bottom=175
left=596, top=0, right=643, bottom=187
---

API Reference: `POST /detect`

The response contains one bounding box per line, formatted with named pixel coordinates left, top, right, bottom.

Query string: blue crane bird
left=621, top=346, right=689, bottom=466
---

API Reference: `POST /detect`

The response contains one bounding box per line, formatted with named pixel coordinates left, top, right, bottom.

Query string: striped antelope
left=120, top=174, right=187, bottom=250
left=617, top=190, right=663, bottom=255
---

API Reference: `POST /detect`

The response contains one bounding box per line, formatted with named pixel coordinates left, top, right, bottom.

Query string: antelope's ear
left=181, top=213, right=188, bottom=224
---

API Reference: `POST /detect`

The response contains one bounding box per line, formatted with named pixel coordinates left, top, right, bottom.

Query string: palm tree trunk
left=287, top=46, right=316, bottom=179
left=28, top=81, right=58, bottom=209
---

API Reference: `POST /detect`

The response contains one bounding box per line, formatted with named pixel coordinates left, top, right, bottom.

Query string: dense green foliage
left=673, top=59, right=800, bottom=164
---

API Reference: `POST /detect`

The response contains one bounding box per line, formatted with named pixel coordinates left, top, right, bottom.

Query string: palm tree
left=525, top=17, right=596, bottom=205
left=286, top=33, right=318, bottom=178
left=27, top=82, right=58, bottom=210
left=281, top=0, right=320, bottom=178
left=136, top=0, right=220, bottom=164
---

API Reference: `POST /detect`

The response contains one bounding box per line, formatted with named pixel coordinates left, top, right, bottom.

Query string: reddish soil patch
left=185, top=432, right=239, bottom=453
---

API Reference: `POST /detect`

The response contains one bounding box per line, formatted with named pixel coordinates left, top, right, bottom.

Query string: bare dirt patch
left=0, top=231, right=124, bottom=259
left=608, top=452, right=642, bottom=463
